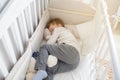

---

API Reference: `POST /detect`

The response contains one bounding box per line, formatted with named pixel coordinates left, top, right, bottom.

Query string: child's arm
left=47, top=28, right=60, bottom=44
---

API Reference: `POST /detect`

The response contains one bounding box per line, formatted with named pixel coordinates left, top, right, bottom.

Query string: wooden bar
left=4, top=31, right=17, bottom=64
left=24, top=6, right=34, bottom=37
left=12, top=20, right=24, bottom=55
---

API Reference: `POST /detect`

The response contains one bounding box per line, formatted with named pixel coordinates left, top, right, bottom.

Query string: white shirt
left=47, top=27, right=80, bottom=52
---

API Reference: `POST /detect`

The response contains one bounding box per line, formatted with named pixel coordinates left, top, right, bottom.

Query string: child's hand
left=44, top=28, right=51, bottom=40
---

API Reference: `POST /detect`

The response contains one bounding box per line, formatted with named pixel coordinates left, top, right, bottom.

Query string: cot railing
left=0, top=0, right=48, bottom=79
left=95, top=0, right=120, bottom=80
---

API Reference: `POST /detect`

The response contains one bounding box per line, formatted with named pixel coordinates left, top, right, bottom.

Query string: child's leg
left=44, top=44, right=80, bottom=65
left=42, top=44, right=80, bottom=80
left=33, top=46, right=49, bottom=80
left=44, top=60, right=79, bottom=80
left=34, top=45, right=49, bottom=70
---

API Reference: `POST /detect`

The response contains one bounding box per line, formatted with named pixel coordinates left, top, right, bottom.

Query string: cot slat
left=7, top=27, right=20, bottom=59
left=41, top=0, right=45, bottom=15
left=33, top=0, right=38, bottom=27
left=12, top=20, right=24, bottom=55
left=4, top=31, right=17, bottom=64
left=44, top=0, right=48, bottom=9
left=0, top=39, right=13, bottom=71
left=0, top=40, right=9, bottom=78
left=24, top=6, right=34, bottom=37
left=17, top=12, right=29, bottom=49
left=0, top=60, right=9, bottom=79
left=28, top=5, right=34, bottom=34
left=21, top=11, right=29, bottom=39
left=30, top=1, right=37, bottom=30
left=37, top=0, right=42, bottom=20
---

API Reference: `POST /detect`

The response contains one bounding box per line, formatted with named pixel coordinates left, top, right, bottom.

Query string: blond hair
left=46, top=18, right=65, bottom=28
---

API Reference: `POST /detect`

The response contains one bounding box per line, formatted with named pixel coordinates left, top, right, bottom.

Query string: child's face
left=49, top=24, right=62, bottom=32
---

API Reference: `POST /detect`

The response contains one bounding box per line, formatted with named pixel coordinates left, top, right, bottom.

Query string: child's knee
left=74, top=56, right=80, bottom=66
left=69, top=58, right=80, bottom=70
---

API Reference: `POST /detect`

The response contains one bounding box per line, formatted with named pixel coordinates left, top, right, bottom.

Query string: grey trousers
left=34, top=43, right=80, bottom=80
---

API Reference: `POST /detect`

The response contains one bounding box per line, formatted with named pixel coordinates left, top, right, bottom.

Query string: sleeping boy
left=33, top=18, right=80, bottom=80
